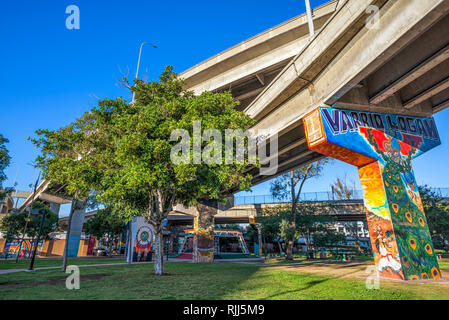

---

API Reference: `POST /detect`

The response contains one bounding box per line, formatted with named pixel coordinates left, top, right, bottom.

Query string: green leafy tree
left=84, top=207, right=127, bottom=257
left=0, top=134, right=12, bottom=201
left=31, top=66, right=255, bottom=275
left=331, top=174, right=355, bottom=200
left=419, top=185, right=449, bottom=251
left=261, top=202, right=343, bottom=258
left=293, top=202, right=343, bottom=258
left=270, top=159, right=330, bottom=260
left=1, top=201, right=58, bottom=241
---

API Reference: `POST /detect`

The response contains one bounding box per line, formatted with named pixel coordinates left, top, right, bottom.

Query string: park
left=1, top=0, right=449, bottom=302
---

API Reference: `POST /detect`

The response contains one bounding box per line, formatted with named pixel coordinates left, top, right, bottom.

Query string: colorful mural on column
left=303, top=106, right=441, bottom=280
left=193, top=215, right=215, bottom=263
left=126, top=216, right=154, bottom=263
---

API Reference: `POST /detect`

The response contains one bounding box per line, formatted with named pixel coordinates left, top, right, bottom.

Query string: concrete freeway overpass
left=181, top=0, right=449, bottom=187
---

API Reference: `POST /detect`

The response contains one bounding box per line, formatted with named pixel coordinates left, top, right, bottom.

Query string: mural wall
left=3, top=239, right=43, bottom=258
left=304, top=106, right=441, bottom=280
left=126, top=216, right=155, bottom=263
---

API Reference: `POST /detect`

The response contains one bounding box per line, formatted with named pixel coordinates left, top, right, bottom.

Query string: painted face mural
left=304, top=106, right=441, bottom=281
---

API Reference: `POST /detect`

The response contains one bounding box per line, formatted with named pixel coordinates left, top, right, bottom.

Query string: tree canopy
left=30, top=66, right=256, bottom=274
left=419, top=185, right=449, bottom=251
left=269, top=159, right=330, bottom=259
left=0, top=133, right=11, bottom=201
left=261, top=202, right=343, bottom=257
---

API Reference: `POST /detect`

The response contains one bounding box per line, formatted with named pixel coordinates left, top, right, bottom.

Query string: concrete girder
left=249, top=0, right=449, bottom=140
left=404, top=76, right=449, bottom=109
left=180, top=1, right=338, bottom=92
left=245, top=0, right=390, bottom=122
left=369, top=43, right=449, bottom=105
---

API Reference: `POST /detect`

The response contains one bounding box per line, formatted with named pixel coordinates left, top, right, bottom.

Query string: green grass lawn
left=0, top=257, right=125, bottom=270
left=1, top=260, right=449, bottom=300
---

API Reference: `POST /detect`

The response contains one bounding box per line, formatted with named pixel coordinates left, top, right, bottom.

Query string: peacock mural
left=303, top=106, right=442, bottom=280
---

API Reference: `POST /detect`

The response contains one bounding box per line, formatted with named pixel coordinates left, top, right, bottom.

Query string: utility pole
left=27, top=209, right=46, bottom=271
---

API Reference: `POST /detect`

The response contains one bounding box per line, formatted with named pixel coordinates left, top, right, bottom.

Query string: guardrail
left=234, top=188, right=449, bottom=205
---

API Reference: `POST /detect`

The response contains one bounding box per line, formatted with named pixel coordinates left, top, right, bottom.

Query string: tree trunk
left=153, top=230, right=164, bottom=275
left=277, top=241, right=283, bottom=255
left=108, top=236, right=113, bottom=258
left=286, top=240, right=293, bottom=260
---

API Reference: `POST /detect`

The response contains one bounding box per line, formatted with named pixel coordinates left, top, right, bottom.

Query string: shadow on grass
left=0, top=262, right=263, bottom=300
left=262, top=278, right=330, bottom=299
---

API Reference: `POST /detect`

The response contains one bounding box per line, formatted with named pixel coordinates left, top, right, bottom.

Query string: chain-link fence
left=234, top=188, right=449, bottom=205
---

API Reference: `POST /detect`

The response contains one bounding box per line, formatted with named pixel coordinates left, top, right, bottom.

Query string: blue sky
left=1, top=0, right=449, bottom=214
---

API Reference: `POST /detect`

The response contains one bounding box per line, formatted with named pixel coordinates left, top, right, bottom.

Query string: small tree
left=270, top=159, right=330, bottom=260
left=293, top=202, right=343, bottom=259
left=0, top=134, right=12, bottom=201
left=1, top=202, right=58, bottom=259
left=419, top=185, right=449, bottom=251
left=261, top=202, right=343, bottom=258
left=331, top=174, right=355, bottom=200
left=84, top=207, right=127, bottom=257
left=260, top=205, right=290, bottom=254
left=31, top=66, right=255, bottom=275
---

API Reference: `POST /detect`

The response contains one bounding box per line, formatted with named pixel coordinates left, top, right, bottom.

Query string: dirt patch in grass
left=0, top=273, right=112, bottom=289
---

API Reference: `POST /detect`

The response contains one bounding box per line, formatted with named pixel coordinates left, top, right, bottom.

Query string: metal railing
left=234, top=188, right=449, bottom=205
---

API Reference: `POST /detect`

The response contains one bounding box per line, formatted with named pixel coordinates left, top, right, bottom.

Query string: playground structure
left=176, top=229, right=250, bottom=260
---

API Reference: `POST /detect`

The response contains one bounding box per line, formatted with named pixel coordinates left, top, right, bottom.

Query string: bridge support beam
left=304, top=106, right=441, bottom=280
left=193, top=200, right=218, bottom=263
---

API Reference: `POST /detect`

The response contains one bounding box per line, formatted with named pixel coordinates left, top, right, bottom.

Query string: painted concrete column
left=49, top=202, right=61, bottom=216
left=359, top=161, right=439, bottom=280
left=67, top=200, right=87, bottom=258
left=303, top=106, right=441, bottom=280
left=193, top=200, right=217, bottom=263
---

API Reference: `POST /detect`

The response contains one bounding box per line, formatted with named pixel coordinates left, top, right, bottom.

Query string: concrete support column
left=67, top=200, right=87, bottom=258
left=359, top=161, right=440, bottom=280
left=193, top=200, right=217, bottom=263
left=49, top=202, right=61, bottom=216
left=303, top=106, right=442, bottom=280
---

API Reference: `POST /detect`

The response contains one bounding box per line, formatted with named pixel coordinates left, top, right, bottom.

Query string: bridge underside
left=181, top=0, right=449, bottom=189
left=180, top=0, right=449, bottom=276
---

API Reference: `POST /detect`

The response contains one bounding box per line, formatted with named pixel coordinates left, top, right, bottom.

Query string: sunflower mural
left=303, top=106, right=442, bottom=280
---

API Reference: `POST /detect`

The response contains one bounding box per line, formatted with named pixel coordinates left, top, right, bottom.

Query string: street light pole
left=132, top=42, right=157, bottom=102
left=27, top=209, right=46, bottom=271
left=305, top=0, right=315, bottom=37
